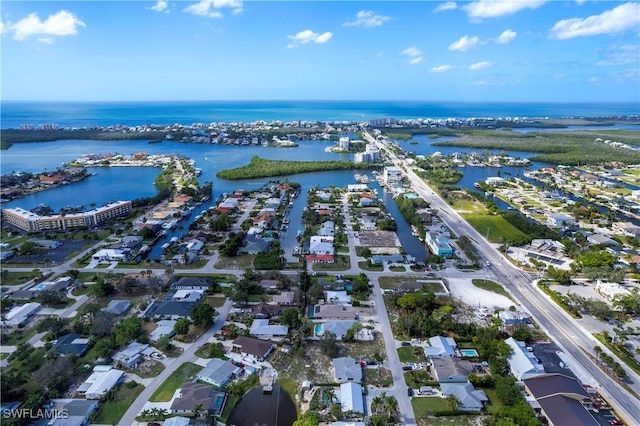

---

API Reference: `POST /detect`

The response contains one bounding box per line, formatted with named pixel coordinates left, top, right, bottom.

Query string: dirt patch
left=358, top=231, right=401, bottom=247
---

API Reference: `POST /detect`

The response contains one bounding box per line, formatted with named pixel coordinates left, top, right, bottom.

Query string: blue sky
left=1, top=1, right=639, bottom=102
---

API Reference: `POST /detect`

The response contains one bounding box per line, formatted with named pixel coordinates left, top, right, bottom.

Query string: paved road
left=370, top=275, right=416, bottom=425
left=117, top=300, right=232, bottom=426
left=363, top=129, right=640, bottom=423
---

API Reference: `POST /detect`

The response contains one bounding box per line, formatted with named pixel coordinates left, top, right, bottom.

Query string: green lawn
left=0, top=271, right=42, bottom=286
left=390, top=266, right=406, bottom=272
left=358, top=261, right=384, bottom=271
left=149, top=362, right=203, bottom=402
left=214, top=254, right=256, bottom=270
left=483, top=388, right=505, bottom=414
left=203, top=296, right=227, bottom=308
left=412, top=396, right=450, bottom=416
left=462, top=214, right=527, bottom=243
left=471, top=279, right=514, bottom=301
left=398, top=346, right=426, bottom=363
left=94, top=382, right=144, bottom=424
left=313, top=255, right=351, bottom=271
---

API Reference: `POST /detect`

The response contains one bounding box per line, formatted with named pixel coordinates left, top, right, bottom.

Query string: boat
left=296, top=230, right=303, bottom=241
left=148, top=140, right=163, bottom=144
left=474, top=182, right=481, bottom=188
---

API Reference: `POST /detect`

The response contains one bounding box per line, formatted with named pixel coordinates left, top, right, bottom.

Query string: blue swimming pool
left=460, top=348, right=479, bottom=357
left=314, top=324, right=323, bottom=335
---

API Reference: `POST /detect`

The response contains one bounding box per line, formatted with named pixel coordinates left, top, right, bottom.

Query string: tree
left=280, top=307, right=300, bottom=328
left=191, top=304, right=215, bottom=329
left=39, top=290, right=64, bottom=306
left=114, top=317, right=143, bottom=347
left=446, top=394, right=461, bottom=412
left=156, top=335, right=173, bottom=352
left=174, top=318, right=191, bottom=335
left=319, top=332, right=339, bottom=358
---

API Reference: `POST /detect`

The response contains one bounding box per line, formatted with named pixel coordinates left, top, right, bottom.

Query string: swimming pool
left=459, top=348, right=479, bottom=357
left=314, top=324, right=323, bottom=335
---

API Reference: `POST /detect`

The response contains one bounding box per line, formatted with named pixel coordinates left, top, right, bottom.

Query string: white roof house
left=92, top=248, right=127, bottom=261
left=424, top=336, right=457, bottom=358
left=249, top=319, right=289, bottom=340
left=2, top=302, right=41, bottom=326
left=77, top=366, right=124, bottom=399
left=309, top=240, right=334, bottom=255
left=150, top=319, right=177, bottom=343
left=340, top=382, right=364, bottom=413
left=196, top=358, right=242, bottom=387
left=595, top=280, right=632, bottom=301
left=112, top=342, right=155, bottom=369
left=505, top=337, right=545, bottom=381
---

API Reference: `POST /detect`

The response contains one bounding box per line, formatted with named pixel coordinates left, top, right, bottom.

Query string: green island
left=428, top=129, right=640, bottom=165
left=216, top=155, right=379, bottom=180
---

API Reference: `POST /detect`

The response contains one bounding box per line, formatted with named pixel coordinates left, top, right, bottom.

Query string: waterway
left=226, top=385, right=296, bottom=426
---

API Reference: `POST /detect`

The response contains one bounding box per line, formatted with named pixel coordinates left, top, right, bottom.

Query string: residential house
left=523, top=373, right=599, bottom=426
left=340, top=382, right=364, bottom=414
left=163, top=417, right=191, bottom=426
left=238, top=235, right=270, bottom=254
left=332, top=357, right=362, bottom=383
left=196, top=358, right=242, bottom=387
left=169, top=289, right=204, bottom=302
left=232, top=336, right=276, bottom=362
left=595, top=280, right=631, bottom=301
left=485, top=176, right=505, bottom=186
left=586, top=234, right=619, bottom=247
left=431, top=357, right=473, bottom=383
left=92, top=248, right=128, bottom=262
left=77, top=366, right=124, bottom=399
left=140, top=300, right=199, bottom=320
left=2, top=302, right=41, bottom=327
left=317, top=221, right=336, bottom=237
left=309, top=236, right=335, bottom=255
left=102, top=300, right=131, bottom=316
left=546, top=213, right=575, bottom=229
left=171, top=276, right=211, bottom=291
left=613, top=221, right=640, bottom=237
left=313, top=304, right=357, bottom=320
left=150, top=319, right=177, bottom=343
left=440, top=383, right=488, bottom=412
left=112, top=341, right=156, bottom=369
left=424, top=336, right=457, bottom=358
left=46, top=399, right=98, bottom=426
left=249, top=319, right=289, bottom=340
left=11, top=276, right=72, bottom=301
left=272, top=291, right=296, bottom=306
left=170, top=383, right=227, bottom=416
left=505, top=337, right=545, bottom=381
left=251, top=303, right=283, bottom=319
left=320, top=320, right=358, bottom=340
left=50, top=333, right=90, bottom=357
left=325, top=290, right=351, bottom=305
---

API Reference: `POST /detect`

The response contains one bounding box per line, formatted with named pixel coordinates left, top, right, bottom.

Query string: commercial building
left=505, top=337, right=545, bottom=381
left=2, top=201, right=132, bottom=232
left=383, top=166, right=403, bottom=184
left=425, top=232, right=454, bottom=257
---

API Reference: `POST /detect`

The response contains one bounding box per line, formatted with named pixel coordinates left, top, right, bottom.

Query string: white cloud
left=588, top=76, right=599, bottom=83
left=0, top=20, right=6, bottom=34
left=10, top=10, right=85, bottom=41
left=37, top=37, right=53, bottom=44
left=286, top=29, right=333, bottom=48
left=431, top=65, right=456, bottom=72
left=149, top=0, right=169, bottom=13
left=448, top=35, right=480, bottom=51
left=496, top=29, right=516, bottom=44
left=597, top=45, right=639, bottom=66
left=401, top=46, right=422, bottom=57
left=183, top=0, right=242, bottom=18
left=469, top=61, right=494, bottom=70
left=409, top=57, right=423, bottom=65
left=549, top=2, right=640, bottom=40
left=343, top=10, right=390, bottom=28
left=464, top=0, right=545, bottom=19
left=612, top=68, right=639, bottom=81
left=434, top=2, right=458, bottom=13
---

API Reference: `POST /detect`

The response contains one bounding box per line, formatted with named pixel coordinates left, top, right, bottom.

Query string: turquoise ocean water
left=2, top=100, right=639, bottom=128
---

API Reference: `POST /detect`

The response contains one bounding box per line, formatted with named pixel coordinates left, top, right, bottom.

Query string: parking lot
left=6, top=240, right=88, bottom=265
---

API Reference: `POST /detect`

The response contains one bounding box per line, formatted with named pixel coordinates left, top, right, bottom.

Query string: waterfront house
left=546, top=213, right=575, bottom=229
left=425, top=232, right=454, bottom=257
left=232, top=336, right=276, bottom=362
left=196, top=358, right=242, bottom=387
left=485, top=176, right=505, bottom=186
left=333, top=357, right=362, bottom=383
left=170, top=383, right=227, bottom=416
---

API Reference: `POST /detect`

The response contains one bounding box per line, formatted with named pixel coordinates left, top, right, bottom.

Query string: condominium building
left=2, top=201, right=132, bottom=232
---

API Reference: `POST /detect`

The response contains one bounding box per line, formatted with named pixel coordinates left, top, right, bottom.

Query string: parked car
left=609, top=420, right=623, bottom=425
left=402, top=365, right=413, bottom=371
left=407, top=387, right=413, bottom=397
left=400, top=341, right=411, bottom=347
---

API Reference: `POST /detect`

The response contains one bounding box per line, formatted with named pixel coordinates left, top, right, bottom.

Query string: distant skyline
left=1, top=1, right=639, bottom=103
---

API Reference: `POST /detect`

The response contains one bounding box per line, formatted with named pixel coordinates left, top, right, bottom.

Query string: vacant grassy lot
left=149, top=362, right=202, bottom=402
left=95, top=382, right=144, bottom=424
left=0, top=270, right=42, bottom=286
left=215, top=254, right=255, bottom=270
left=358, top=261, right=384, bottom=271
left=203, top=296, right=227, bottom=308
left=471, top=279, right=514, bottom=301
left=398, top=346, right=427, bottom=363
left=462, top=214, right=527, bottom=244
left=313, top=255, right=351, bottom=271
left=412, top=396, right=450, bottom=415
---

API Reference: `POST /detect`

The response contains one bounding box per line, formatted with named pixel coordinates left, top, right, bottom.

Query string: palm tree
left=322, top=387, right=336, bottom=405
left=446, top=395, right=461, bottom=411
left=192, top=402, right=205, bottom=418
